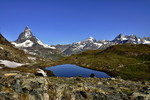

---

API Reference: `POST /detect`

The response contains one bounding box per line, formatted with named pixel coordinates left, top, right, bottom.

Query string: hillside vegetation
left=58, top=44, right=150, bottom=80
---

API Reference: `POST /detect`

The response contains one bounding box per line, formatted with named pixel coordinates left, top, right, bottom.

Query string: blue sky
left=0, top=0, right=150, bottom=45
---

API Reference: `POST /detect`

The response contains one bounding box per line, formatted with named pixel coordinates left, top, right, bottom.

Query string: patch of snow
left=93, top=43, right=103, bottom=48
left=12, top=40, right=34, bottom=47
left=28, top=52, right=37, bottom=55
left=143, top=40, right=150, bottom=44
left=130, top=38, right=136, bottom=41
left=77, top=44, right=86, bottom=49
left=23, top=49, right=37, bottom=55
left=0, top=60, right=24, bottom=68
left=0, top=47, right=4, bottom=50
left=37, top=39, right=56, bottom=49
left=121, top=37, right=127, bottom=40
left=37, top=69, right=47, bottom=77
left=24, top=31, right=32, bottom=38
left=138, top=39, right=141, bottom=42
left=28, top=57, right=36, bottom=61
left=23, top=49, right=28, bottom=52
left=24, top=27, right=32, bottom=38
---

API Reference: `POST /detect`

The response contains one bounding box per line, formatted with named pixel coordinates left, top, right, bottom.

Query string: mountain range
left=54, top=33, right=150, bottom=55
left=10, top=26, right=150, bottom=59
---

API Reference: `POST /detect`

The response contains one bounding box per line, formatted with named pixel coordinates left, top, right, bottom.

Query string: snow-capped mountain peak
left=88, top=36, right=94, bottom=40
left=115, top=33, right=127, bottom=41
left=12, top=26, right=56, bottom=49
left=112, top=34, right=143, bottom=44
left=85, top=36, right=97, bottom=43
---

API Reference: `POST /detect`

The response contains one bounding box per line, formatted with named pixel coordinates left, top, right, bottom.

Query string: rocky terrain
left=0, top=72, right=149, bottom=100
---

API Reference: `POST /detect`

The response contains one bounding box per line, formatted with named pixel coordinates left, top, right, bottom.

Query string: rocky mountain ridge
left=54, top=34, right=150, bottom=55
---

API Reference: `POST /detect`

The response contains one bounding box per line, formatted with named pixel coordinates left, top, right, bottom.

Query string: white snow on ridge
left=93, top=43, right=103, bottom=48
left=0, top=60, right=24, bottom=68
left=143, top=40, right=150, bottom=44
left=0, top=47, right=4, bottom=50
left=122, top=37, right=127, bottom=40
left=37, top=39, right=56, bottom=49
left=12, top=40, right=34, bottom=47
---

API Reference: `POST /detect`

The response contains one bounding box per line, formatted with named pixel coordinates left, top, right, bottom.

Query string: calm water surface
left=46, top=64, right=110, bottom=78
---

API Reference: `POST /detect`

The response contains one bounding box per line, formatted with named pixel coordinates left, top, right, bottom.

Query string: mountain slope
left=0, top=33, right=45, bottom=67
left=12, top=26, right=63, bottom=60
left=58, top=44, right=150, bottom=80
left=59, top=37, right=106, bottom=55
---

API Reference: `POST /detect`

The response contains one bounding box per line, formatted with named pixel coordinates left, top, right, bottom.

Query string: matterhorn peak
left=13, top=26, right=34, bottom=43
left=23, top=26, right=32, bottom=37
left=13, top=26, right=56, bottom=49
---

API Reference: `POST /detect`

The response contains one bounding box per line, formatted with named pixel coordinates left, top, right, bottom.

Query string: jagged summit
left=25, top=26, right=30, bottom=30
left=23, top=26, right=33, bottom=38
left=84, top=36, right=97, bottom=43
left=112, top=33, right=143, bottom=44
left=14, top=26, right=34, bottom=43
left=114, top=33, right=127, bottom=41
left=11, top=27, right=63, bottom=60
left=12, top=26, right=55, bottom=49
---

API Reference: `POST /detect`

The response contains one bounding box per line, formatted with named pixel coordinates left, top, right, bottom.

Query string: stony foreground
left=0, top=73, right=149, bottom=100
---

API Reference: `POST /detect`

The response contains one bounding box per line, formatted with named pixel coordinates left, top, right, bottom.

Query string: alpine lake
left=45, top=64, right=110, bottom=78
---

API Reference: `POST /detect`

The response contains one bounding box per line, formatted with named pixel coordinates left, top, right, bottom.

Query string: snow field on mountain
left=12, top=40, right=34, bottom=47
left=0, top=60, right=24, bottom=68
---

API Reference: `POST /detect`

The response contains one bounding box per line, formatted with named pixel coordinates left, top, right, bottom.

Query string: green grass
left=57, top=44, right=150, bottom=81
